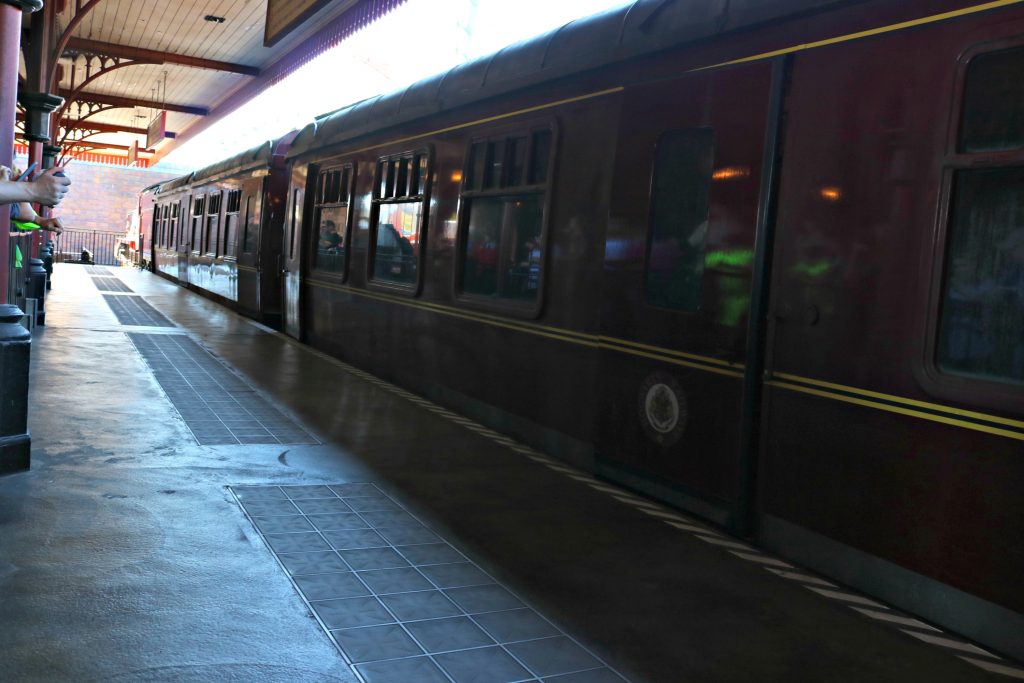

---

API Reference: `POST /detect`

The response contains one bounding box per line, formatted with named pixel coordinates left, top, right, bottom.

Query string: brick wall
left=14, top=154, right=180, bottom=234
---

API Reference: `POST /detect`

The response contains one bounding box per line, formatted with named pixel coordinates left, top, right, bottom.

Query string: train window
left=960, top=45, right=1024, bottom=153
left=170, top=203, right=179, bottom=249
left=312, top=165, right=354, bottom=277
left=458, top=126, right=554, bottom=303
left=242, top=196, right=253, bottom=254
left=205, top=192, right=222, bottom=255
left=191, top=196, right=204, bottom=252
left=644, top=128, right=714, bottom=312
left=161, top=205, right=170, bottom=250
left=370, top=149, right=431, bottom=287
left=223, top=190, right=241, bottom=257
left=152, top=206, right=162, bottom=246
left=936, top=166, right=1024, bottom=385
left=290, top=189, right=299, bottom=259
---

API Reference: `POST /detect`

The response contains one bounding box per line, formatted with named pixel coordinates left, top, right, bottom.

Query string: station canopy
left=19, top=0, right=407, bottom=166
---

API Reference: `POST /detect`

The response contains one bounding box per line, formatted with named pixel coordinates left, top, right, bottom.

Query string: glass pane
left=530, top=131, right=552, bottom=184
left=468, top=143, right=486, bottom=191
left=378, top=161, right=388, bottom=198
left=485, top=140, right=505, bottom=189
left=462, top=194, right=544, bottom=301
left=396, top=160, right=409, bottom=198
left=205, top=217, right=218, bottom=253
left=508, top=137, right=526, bottom=187
left=644, top=128, right=714, bottom=312
left=417, top=154, right=428, bottom=195
left=937, top=166, right=1024, bottom=385
left=373, top=202, right=422, bottom=285
left=388, top=160, right=401, bottom=198
left=961, top=46, right=1024, bottom=153
left=242, top=196, right=253, bottom=253
left=314, top=205, right=349, bottom=275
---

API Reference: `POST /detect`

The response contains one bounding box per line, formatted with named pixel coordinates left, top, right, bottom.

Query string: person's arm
left=0, top=167, right=70, bottom=206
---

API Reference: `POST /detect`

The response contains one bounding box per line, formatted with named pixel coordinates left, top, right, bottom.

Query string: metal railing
left=52, top=230, right=123, bottom=266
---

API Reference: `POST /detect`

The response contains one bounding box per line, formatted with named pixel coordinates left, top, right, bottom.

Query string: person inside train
left=319, top=219, right=342, bottom=252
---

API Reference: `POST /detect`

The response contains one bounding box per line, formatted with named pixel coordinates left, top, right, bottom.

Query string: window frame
left=309, top=162, right=358, bottom=282
left=453, top=120, right=558, bottom=318
left=367, top=147, right=433, bottom=296
left=919, top=37, right=1024, bottom=412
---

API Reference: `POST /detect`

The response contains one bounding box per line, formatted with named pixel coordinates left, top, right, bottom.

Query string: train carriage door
left=178, top=194, right=198, bottom=284
left=281, top=164, right=315, bottom=339
left=596, top=60, right=780, bottom=530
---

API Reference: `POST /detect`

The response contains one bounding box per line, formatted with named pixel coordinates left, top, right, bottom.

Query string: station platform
left=1, top=263, right=1019, bottom=683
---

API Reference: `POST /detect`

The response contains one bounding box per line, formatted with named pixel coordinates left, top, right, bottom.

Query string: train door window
left=457, top=128, right=554, bottom=305
left=644, top=128, right=714, bottom=312
left=152, top=206, right=162, bottom=246
left=959, top=45, right=1024, bottom=153
left=370, top=149, right=431, bottom=287
left=289, top=189, right=299, bottom=259
left=312, top=164, right=355, bottom=277
left=223, top=189, right=241, bottom=258
left=242, top=196, right=254, bottom=254
left=205, top=192, right=222, bottom=255
left=161, top=205, right=170, bottom=249
left=935, top=44, right=1024, bottom=387
left=191, top=196, right=204, bottom=252
left=170, top=203, right=179, bottom=249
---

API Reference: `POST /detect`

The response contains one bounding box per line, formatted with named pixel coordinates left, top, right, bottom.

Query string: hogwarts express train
left=131, top=0, right=1024, bottom=659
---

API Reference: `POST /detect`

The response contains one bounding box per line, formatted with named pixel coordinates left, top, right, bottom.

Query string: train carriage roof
left=155, top=173, right=195, bottom=195
left=290, top=0, right=861, bottom=158
left=191, top=141, right=274, bottom=184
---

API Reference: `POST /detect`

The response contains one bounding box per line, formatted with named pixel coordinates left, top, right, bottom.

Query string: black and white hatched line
left=244, top=318, right=1022, bottom=678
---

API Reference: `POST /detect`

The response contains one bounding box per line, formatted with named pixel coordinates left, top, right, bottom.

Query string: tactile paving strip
left=232, top=483, right=629, bottom=683
left=92, top=276, right=133, bottom=293
left=128, top=333, right=318, bottom=445
left=85, top=265, right=113, bottom=275
left=102, top=294, right=175, bottom=327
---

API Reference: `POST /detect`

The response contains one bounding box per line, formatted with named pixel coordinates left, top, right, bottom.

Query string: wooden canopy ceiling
left=18, top=0, right=405, bottom=165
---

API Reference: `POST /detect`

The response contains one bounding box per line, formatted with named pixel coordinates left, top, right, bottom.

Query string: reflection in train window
left=459, top=128, right=553, bottom=303
left=312, top=165, right=354, bottom=277
left=644, top=128, right=714, bottom=312
left=960, top=45, right=1024, bottom=153
left=938, top=166, right=1024, bottom=385
left=371, top=150, right=430, bottom=287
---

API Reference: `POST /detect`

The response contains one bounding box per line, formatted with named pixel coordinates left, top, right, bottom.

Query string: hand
left=38, top=215, right=63, bottom=234
left=30, top=167, right=71, bottom=207
left=0, top=166, right=10, bottom=181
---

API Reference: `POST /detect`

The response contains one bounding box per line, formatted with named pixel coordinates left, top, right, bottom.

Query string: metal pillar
left=1, top=0, right=43, bottom=475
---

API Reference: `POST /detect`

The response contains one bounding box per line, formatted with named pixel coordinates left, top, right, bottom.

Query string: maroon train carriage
left=131, top=180, right=160, bottom=269
left=144, top=0, right=1024, bottom=660
left=149, top=138, right=292, bottom=326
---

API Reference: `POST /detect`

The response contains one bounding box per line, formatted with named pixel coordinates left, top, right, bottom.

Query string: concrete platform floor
left=0, top=264, right=1014, bottom=682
